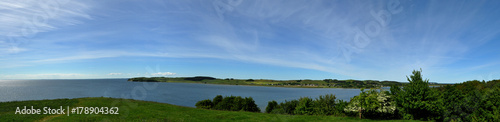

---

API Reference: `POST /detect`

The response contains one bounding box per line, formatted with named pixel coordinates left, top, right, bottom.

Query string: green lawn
left=0, top=97, right=419, bottom=121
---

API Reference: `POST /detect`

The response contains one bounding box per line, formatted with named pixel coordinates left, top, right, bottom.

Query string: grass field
left=0, top=97, right=418, bottom=121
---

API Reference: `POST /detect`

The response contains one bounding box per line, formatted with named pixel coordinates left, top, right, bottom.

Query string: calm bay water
left=0, top=79, right=363, bottom=111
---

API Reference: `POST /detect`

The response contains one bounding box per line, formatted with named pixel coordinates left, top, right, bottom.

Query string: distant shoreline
left=128, top=76, right=437, bottom=89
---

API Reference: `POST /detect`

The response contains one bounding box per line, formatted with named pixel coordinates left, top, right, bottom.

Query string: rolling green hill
left=128, top=76, right=409, bottom=89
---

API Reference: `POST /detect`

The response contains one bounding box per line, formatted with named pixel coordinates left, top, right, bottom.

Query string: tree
left=241, top=97, right=260, bottom=112
left=213, top=95, right=223, bottom=107
left=231, top=96, right=244, bottom=111
left=201, top=95, right=260, bottom=112
left=294, top=97, right=314, bottom=115
left=213, top=95, right=234, bottom=110
left=344, top=89, right=394, bottom=119
left=393, top=69, right=442, bottom=121
left=442, top=85, right=466, bottom=121
left=280, top=100, right=299, bottom=114
left=266, top=100, right=278, bottom=113
left=313, top=94, right=337, bottom=115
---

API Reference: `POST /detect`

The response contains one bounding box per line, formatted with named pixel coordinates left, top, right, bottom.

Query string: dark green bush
left=268, top=94, right=346, bottom=116
left=265, top=100, right=278, bottom=113
left=294, top=97, right=314, bottom=115
left=196, top=95, right=260, bottom=112
left=195, top=99, right=213, bottom=109
left=241, top=97, right=260, bottom=112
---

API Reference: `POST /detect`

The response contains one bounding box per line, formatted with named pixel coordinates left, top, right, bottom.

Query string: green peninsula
left=128, top=76, right=408, bottom=88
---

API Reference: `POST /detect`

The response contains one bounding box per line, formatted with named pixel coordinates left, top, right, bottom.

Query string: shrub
left=195, top=99, right=213, bottom=109
left=197, top=95, right=260, bottom=112
left=294, top=97, right=314, bottom=115
left=314, top=94, right=339, bottom=115
left=269, top=94, right=346, bottom=116
left=241, top=97, right=260, bottom=112
left=266, top=100, right=278, bottom=113
left=278, top=100, right=299, bottom=114
left=213, top=95, right=223, bottom=106
left=344, top=89, right=396, bottom=119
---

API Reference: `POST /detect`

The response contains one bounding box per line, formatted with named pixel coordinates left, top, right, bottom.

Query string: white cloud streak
left=107, top=73, right=122, bottom=76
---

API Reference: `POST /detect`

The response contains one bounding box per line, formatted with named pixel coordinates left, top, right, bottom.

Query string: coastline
left=127, top=76, right=415, bottom=89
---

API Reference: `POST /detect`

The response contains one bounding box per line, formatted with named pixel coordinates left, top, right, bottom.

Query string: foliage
left=344, top=89, right=396, bottom=119
left=241, top=97, right=260, bottom=112
left=441, top=85, right=467, bottom=121
left=267, top=94, right=346, bottom=116
left=391, top=69, right=442, bottom=121
left=196, top=95, right=260, bottom=112
left=271, top=100, right=298, bottom=115
left=184, top=76, right=216, bottom=81
left=265, top=100, right=278, bottom=113
left=195, top=99, right=213, bottom=109
left=294, top=97, right=314, bottom=115
left=213, top=95, right=223, bottom=106
left=313, top=94, right=339, bottom=115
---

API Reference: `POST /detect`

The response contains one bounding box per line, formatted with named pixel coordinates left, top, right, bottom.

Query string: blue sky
left=1, top=0, right=499, bottom=83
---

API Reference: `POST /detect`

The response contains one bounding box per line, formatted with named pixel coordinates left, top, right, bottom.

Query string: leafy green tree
left=345, top=89, right=395, bottom=119
left=266, top=100, right=278, bottom=113
left=201, top=95, right=260, bottom=112
left=484, top=86, right=500, bottom=120
left=280, top=100, right=299, bottom=114
left=334, top=99, right=349, bottom=116
left=442, top=85, right=466, bottom=121
left=294, top=97, right=314, bottom=115
left=313, top=94, right=337, bottom=115
left=213, top=95, right=233, bottom=110
left=392, top=69, right=442, bottom=121
left=241, top=97, right=260, bottom=112
left=213, top=95, right=223, bottom=106
left=231, top=96, right=244, bottom=111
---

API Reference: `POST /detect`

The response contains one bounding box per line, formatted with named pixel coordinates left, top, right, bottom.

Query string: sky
left=0, top=0, right=499, bottom=83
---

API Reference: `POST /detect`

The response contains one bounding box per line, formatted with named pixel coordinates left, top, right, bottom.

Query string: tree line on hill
left=129, top=76, right=405, bottom=88
left=195, top=69, right=500, bottom=121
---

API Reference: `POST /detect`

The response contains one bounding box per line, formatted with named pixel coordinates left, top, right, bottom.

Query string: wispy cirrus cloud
left=1, top=0, right=499, bottom=82
left=145, top=0, right=500, bottom=82
left=0, top=0, right=92, bottom=55
left=0, top=0, right=92, bottom=37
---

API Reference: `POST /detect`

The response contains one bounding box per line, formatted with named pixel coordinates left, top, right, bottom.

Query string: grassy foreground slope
left=0, top=97, right=416, bottom=121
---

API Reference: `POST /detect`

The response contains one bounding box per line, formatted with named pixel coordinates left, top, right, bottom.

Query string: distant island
left=127, top=76, right=439, bottom=88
